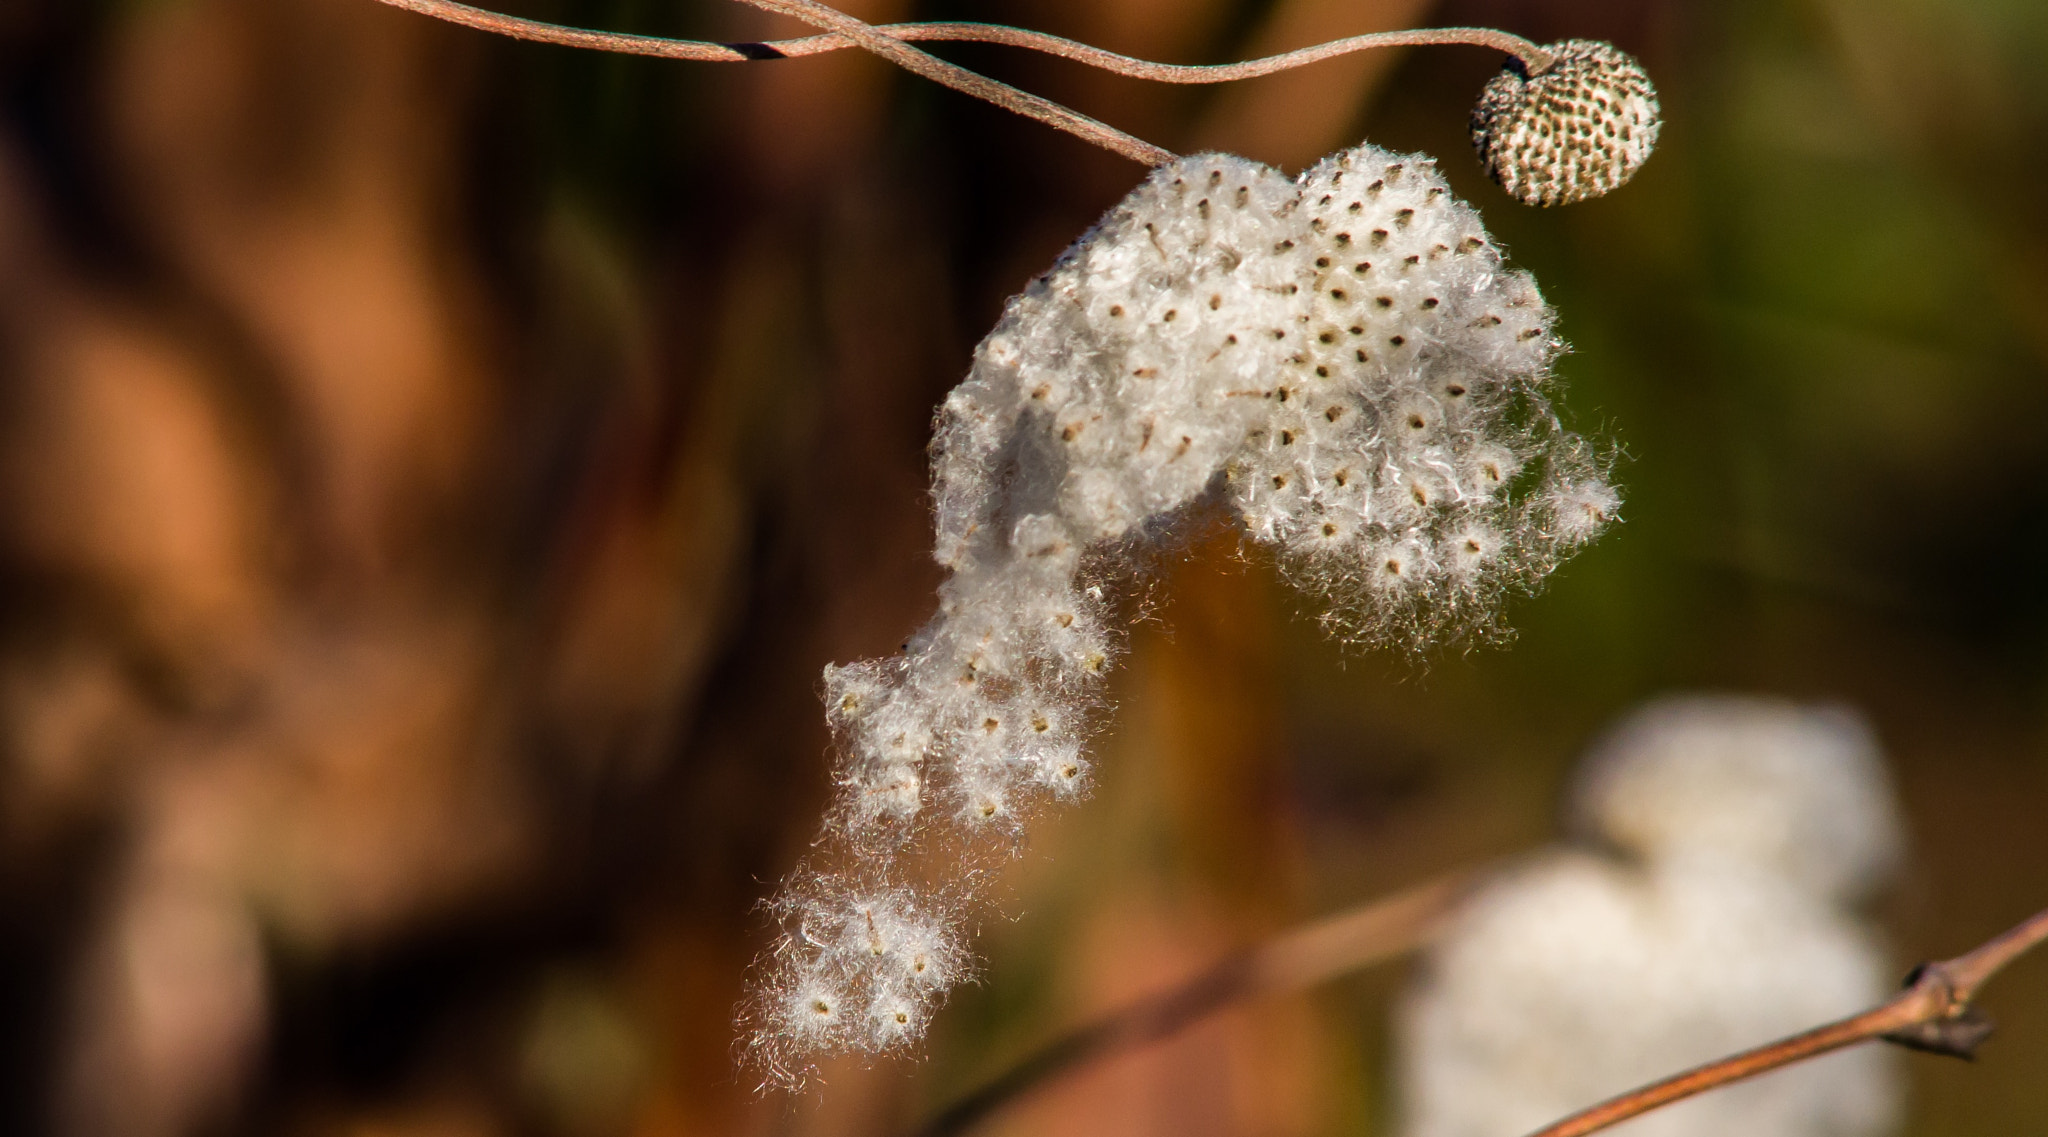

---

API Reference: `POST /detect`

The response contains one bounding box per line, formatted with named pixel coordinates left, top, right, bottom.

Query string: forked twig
left=914, top=871, right=1474, bottom=1137
left=369, top=1, right=1552, bottom=74
left=735, top=0, right=1174, bottom=165
left=368, top=0, right=1555, bottom=164
left=373, top=0, right=1167, bottom=162
left=1523, top=904, right=2048, bottom=1137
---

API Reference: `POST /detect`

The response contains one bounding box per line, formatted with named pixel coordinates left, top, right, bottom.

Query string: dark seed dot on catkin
left=1109, top=305, right=1124, bottom=317
left=1197, top=198, right=1210, bottom=217
left=1391, top=335, right=1406, bottom=346
left=1209, top=294, right=1222, bottom=309
left=1325, top=405, right=1345, bottom=421
left=1348, top=325, right=1365, bottom=335
left=1335, top=233, right=1352, bottom=245
left=1315, top=365, right=1329, bottom=377
left=1356, top=348, right=1369, bottom=362
left=1271, top=329, right=1286, bottom=340
left=1404, top=254, right=1422, bottom=266
left=1407, top=414, right=1426, bottom=430
left=1281, top=431, right=1295, bottom=445
left=1273, top=474, right=1289, bottom=489
left=984, top=717, right=999, bottom=733
left=1354, top=262, right=1372, bottom=274
left=1395, top=208, right=1415, bottom=226
left=1331, top=289, right=1348, bottom=301
left=1225, top=334, right=1238, bottom=345
left=1370, top=230, right=1388, bottom=245
left=1422, top=297, right=1440, bottom=309
left=1277, top=239, right=1295, bottom=251
left=1446, top=383, right=1467, bottom=398
left=1323, top=522, right=1338, bottom=536
left=1315, top=256, right=1331, bottom=268
left=1348, top=201, right=1363, bottom=213
left=1376, top=296, right=1393, bottom=308
left=1162, top=309, right=1177, bottom=322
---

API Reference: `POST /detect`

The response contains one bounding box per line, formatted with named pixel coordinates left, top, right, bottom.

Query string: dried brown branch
left=367, top=0, right=1555, bottom=164
left=914, top=871, right=1474, bottom=1137
left=729, top=0, right=1174, bottom=165
left=1522, top=904, right=2048, bottom=1137
left=369, top=2, right=1552, bottom=74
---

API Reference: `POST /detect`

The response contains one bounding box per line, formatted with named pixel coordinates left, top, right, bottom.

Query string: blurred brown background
left=0, top=1, right=2044, bottom=1135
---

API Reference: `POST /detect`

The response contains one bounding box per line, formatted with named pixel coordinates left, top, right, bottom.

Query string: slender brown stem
left=370, top=3, right=1553, bottom=75
left=370, top=0, right=759, bottom=59
left=1523, top=904, right=2048, bottom=1137
left=367, top=1, right=1555, bottom=164
left=914, top=872, right=1473, bottom=1137
left=728, top=0, right=1173, bottom=165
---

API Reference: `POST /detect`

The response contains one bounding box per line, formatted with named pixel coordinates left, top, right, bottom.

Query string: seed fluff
left=744, top=142, right=1617, bottom=1088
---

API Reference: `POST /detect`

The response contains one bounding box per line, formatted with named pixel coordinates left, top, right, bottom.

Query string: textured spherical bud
left=1471, top=40, right=1661, bottom=207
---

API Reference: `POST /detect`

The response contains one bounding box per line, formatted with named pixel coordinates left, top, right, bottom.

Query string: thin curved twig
left=1522, top=904, right=2048, bottom=1137
left=727, top=0, right=1173, bottom=165
left=372, top=0, right=1167, bottom=164
left=369, top=2, right=1553, bottom=75
left=367, top=0, right=1555, bottom=165
left=914, top=871, right=1475, bottom=1137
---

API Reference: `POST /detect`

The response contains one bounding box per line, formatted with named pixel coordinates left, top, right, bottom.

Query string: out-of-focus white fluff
left=1399, top=695, right=1906, bottom=1137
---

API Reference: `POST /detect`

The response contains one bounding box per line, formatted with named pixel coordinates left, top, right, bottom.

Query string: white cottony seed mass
left=745, top=142, right=1617, bottom=1088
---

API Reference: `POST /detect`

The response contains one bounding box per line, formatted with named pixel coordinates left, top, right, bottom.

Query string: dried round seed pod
left=1471, top=40, right=1661, bottom=207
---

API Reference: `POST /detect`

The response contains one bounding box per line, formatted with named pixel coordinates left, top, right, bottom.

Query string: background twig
left=1522, top=904, right=2048, bottom=1137
left=915, top=872, right=1475, bottom=1137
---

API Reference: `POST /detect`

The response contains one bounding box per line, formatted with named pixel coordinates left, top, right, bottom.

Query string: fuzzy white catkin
left=1398, top=695, right=1906, bottom=1137
left=746, top=143, right=1617, bottom=1088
